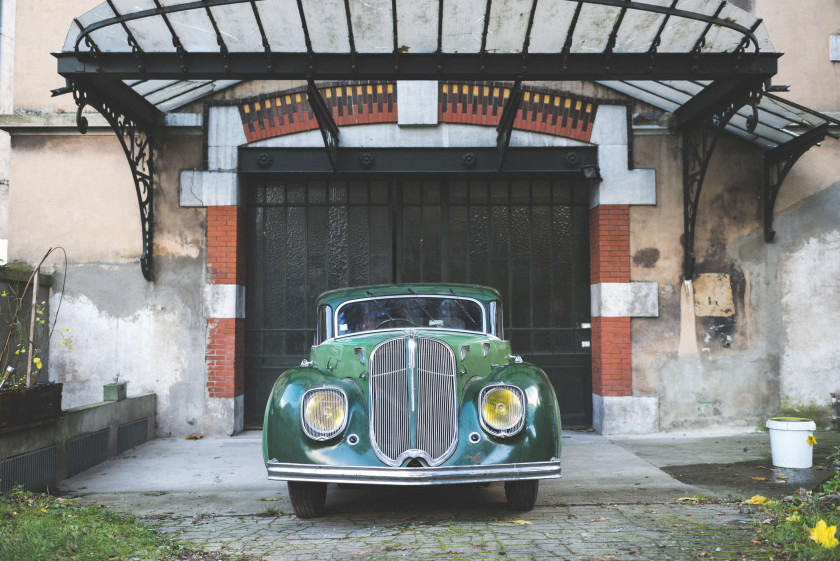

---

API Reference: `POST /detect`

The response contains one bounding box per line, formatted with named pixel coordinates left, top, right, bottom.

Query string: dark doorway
left=244, top=175, right=591, bottom=427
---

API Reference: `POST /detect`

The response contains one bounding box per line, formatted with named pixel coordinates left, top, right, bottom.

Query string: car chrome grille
left=369, top=336, right=457, bottom=466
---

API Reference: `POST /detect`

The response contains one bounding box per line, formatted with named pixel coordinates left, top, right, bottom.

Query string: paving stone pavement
left=150, top=497, right=770, bottom=561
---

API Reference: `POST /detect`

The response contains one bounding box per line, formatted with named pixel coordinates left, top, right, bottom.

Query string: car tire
left=504, top=480, right=539, bottom=511
left=288, top=481, right=328, bottom=518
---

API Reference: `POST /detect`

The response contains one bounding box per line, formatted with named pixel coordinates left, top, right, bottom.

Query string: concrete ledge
left=593, top=394, right=659, bottom=435
left=591, top=282, right=659, bottom=318
left=0, top=394, right=156, bottom=490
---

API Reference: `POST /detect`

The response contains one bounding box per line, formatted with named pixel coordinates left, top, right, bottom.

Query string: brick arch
left=236, top=82, right=598, bottom=143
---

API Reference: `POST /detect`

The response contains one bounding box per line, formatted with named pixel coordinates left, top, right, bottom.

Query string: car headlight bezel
left=479, top=384, right=526, bottom=437
left=301, top=387, right=348, bottom=441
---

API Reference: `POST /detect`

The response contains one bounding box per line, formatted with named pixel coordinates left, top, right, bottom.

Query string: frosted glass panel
left=349, top=0, right=394, bottom=53
left=256, top=0, right=307, bottom=52
left=485, top=0, right=531, bottom=54
left=396, top=0, right=439, bottom=54
left=302, top=0, right=351, bottom=52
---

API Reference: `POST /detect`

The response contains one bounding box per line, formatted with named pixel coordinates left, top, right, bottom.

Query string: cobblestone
left=150, top=502, right=769, bottom=561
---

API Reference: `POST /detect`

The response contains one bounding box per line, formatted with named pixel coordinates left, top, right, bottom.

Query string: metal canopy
left=58, top=0, right=780, bottom=112
left=55, top=0, right=836, bottom=282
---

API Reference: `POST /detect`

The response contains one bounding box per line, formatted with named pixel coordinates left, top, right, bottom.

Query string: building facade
left=0, top=0, right=838, bottom=436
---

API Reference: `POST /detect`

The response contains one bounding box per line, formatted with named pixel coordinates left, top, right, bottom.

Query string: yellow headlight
left=481, top=387, right=524, bottom=434
left=302, top=389, right=347, bottom=439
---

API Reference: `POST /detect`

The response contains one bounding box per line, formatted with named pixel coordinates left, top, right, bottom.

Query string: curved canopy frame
left=54, top=0, right=835, bottom=281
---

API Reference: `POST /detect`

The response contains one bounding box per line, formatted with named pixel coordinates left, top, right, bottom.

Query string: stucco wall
left=629, top=119, right=840, bottom=430
left=9, top=132, right=209, bottom=436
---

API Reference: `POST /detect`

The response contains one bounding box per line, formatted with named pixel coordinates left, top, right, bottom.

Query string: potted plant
left=0, top=248, right=68, bottom=429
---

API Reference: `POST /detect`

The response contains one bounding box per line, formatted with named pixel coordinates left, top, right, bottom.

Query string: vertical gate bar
left=440, top=178, right=450, bottom=282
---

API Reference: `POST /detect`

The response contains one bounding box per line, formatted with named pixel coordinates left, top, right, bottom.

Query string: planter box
left=103, top=382, right=127, bottom=402
left=0, top=383, right=63, bottom=430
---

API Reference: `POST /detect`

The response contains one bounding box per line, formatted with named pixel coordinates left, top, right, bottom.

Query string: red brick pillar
left=590, top=205, right=632, bottom=398
left=205, top=206, right=246, bottom=426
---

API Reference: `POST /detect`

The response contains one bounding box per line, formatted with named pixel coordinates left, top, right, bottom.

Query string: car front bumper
left=266, top=459, right=561, bottom=485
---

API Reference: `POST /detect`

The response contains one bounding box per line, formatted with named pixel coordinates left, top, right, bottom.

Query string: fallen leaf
left=776, top=476, right=789, bottom=480
left=510, top=520, right=531, bottom=525
left=185, top=434, right=203, bottom=440
left=260, top=497, right=280, bottom=501
left=751, top=540, right=762, bottom=545
left=749, top=476, right=767, bottom=481
left=761, top=518, right=774, bottom=524
left=559, top=541, right=573, bottom=546
left=755, top=465, right=767, bottom=470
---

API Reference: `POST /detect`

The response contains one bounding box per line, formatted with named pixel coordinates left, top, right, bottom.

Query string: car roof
left=316, top=284, right=502, bottom=309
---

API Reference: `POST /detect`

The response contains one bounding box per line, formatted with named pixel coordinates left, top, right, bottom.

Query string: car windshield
left=335, top=296, right=484, bottom=336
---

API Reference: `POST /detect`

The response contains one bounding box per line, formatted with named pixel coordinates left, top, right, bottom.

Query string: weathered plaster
left=49, top=261, right=206, bottom=437
left=737, top=183, right=840, bottom=426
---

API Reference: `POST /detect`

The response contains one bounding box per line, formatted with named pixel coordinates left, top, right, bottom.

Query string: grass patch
left=751, top=445, right=840, bottom=560
left=0, top=487, right=244, bottom=561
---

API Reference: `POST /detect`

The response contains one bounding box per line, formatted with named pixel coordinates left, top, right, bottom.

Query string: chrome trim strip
left=266, top=460, right=562, bottom=485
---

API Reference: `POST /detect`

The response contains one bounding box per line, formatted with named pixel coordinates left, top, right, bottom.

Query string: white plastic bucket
left=766, top=417, right=817, bottom=468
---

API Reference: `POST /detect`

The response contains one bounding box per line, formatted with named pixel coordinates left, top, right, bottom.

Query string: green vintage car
left=262, top=284, right=562, bottom=518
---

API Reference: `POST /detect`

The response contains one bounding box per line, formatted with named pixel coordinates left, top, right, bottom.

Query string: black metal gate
left=244, top=175, right=591, bottom=427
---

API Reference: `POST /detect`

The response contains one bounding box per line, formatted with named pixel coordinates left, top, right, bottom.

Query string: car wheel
left=504, top=480, right=539, bottom=511
left=288, top=481, right=328, bottom=518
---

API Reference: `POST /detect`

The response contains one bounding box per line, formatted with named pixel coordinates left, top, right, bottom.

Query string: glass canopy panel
left=75, top=3, right=123, bottom=53
left=598, top=80, right=682, bottom=111
left=121, top=16, right=179, bottom=52
left=440, top=0, right=485, bottom=54
left=396, top=0, right=439, bottom=54
left=155, top=80, right=240, bottom=111
left=210, top=4, right=265, bottom=52
left=612, top=0, right=672, bottom=54
left=156, top=1, right=218, bottom=52
left=528, top=0, right=577, bottom=54
left=112, top=0, right=177, bottom=53
left=62, top=20, right=83, bottom=52
left=485, top=0, right=531, bottom=54
left=255, top=0, right=307, bottom=52
left=141, top=80, right=206, bottom=105
left=129, top=80, right=181, bottom=96
left=303, top=0, right=351, bottom=53
left=569, top=3, right=622, bottom=54
left=348, top=0, right=394, bottom=54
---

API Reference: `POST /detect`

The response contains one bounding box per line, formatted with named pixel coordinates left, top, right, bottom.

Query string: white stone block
left=180, top=170, right=240, bottom=207
left=590, top=145, right=656, bottom=207
left=397, top=81, right=439, bottom=126
left=590, top=105, right=628, bottom=146
left=591, top=282, right=659, bottom=318
left=593, top=394, right=659, bottom=434
left=831, top=35, right=840, bottom=62
left=203, top=284, right=245, bottom=319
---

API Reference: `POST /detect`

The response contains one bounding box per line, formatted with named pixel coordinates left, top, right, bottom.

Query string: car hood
left=310, top=329, right=513, bottom=380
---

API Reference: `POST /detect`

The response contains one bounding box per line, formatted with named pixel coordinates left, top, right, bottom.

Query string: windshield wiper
left=407, top=288, right=435, bottom=322
left=448, top=289, right=478, bottom=326
left=366, top=290, right=395, bottom=322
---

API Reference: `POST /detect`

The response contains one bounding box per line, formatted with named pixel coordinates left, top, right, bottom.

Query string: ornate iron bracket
left=306, top=80, right=339, bottom=171
left=496, top=80, right=523, bottom=172
left=71, top=80, right=156, bottom=281
left=762, top=123, right=828, bottom=242
left=679, top=81, right=762, bottom=280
